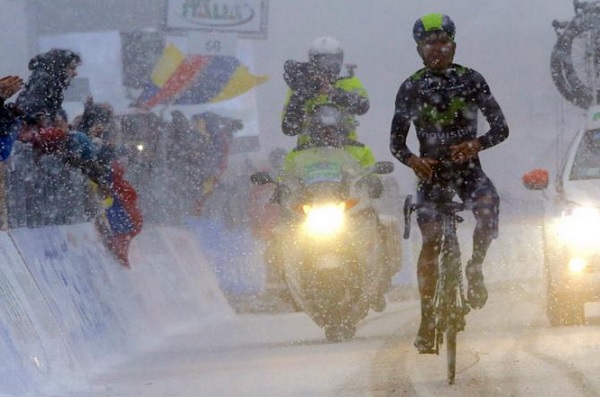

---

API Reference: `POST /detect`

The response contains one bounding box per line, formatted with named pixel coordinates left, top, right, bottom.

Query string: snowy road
left=52, top=279, right=600, bottom=397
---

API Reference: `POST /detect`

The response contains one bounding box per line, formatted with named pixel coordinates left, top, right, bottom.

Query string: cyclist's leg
left=456, top=169, right=499, bottom=309
left=416, top=216, right=441, bottom=311
left=471, top=192, right=498, bottom=266
left=413, top=182, right=450, bottom=352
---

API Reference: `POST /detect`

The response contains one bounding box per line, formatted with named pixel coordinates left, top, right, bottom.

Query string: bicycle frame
left=403, top=194, right=470, bottom=385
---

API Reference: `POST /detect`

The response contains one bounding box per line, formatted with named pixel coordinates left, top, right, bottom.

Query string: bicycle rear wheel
left=446, top=328, right=457, bottom=385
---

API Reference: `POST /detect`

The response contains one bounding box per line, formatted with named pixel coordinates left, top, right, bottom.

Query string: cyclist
left=282, top=36, right=370, bottom=146
left=389, top=13, right=509, bottom=352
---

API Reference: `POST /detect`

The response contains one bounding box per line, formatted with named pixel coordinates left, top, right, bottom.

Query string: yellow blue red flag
left=136, top=44, right=268, bottom=108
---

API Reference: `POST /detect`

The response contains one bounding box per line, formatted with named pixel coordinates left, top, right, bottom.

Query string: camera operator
left=281, top=36, right=369, bottom=145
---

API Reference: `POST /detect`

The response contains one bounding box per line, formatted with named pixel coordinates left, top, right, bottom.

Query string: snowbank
left=0, top=223, right=233, bottom=396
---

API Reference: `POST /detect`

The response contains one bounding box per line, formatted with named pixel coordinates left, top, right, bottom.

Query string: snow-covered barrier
left=127, top=225, right=234, bottom=333
left=185, top=217, right=265, bottom=296
left=0, top=222, right=232, bottom=396
left=0, top=232, right=81, bottom=396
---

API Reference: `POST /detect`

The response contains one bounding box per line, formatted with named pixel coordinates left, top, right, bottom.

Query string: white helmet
left=308, top=36, right=344, bottom=76
left=309, top=36, right=343, bottom=57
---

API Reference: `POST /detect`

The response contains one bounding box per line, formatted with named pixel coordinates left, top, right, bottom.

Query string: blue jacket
left=0, top=99, right=20, bottom=161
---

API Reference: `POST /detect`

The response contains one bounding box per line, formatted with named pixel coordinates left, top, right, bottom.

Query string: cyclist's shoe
left=414, top=316, right=435, bottom=354
left=466, top=261, right=488, bottom=309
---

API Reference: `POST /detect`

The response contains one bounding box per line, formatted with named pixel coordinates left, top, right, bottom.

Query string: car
left=523, top=106, right=600, bottom=326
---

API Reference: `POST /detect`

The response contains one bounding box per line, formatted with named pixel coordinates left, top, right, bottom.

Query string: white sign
left=166, top=0, right=268, bottom=39
left=188, top=32, right=237, bottom=56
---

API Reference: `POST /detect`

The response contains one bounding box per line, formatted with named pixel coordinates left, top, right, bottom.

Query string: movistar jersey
left=390, top=63, right=508, bottom=167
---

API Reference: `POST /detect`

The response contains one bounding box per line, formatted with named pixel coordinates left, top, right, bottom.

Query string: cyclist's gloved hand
left=450, top=139, right=481, bottom=163
left=407, top=155, right=438, bottom=181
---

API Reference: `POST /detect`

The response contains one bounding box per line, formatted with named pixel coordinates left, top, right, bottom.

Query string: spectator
left=0, top=75, right=23, bottom=132
left=0, top=75, right=24, bottom=160
left=248, top=147, right=287, bottom=293
left=16, top=48, right=81, bottom=126
left=190, top=112, right=243, bottom=217
left=162, top=110, right=205, bottom=222
left=66, top=99, right=118, bottom=188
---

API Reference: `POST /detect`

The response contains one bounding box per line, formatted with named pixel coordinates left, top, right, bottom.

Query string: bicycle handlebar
left=403, top=194, right=467, bottom=240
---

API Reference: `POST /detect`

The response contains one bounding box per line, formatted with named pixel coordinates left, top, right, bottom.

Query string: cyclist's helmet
left=413, top=13, right=456, bottom=43
left=309, top=36, right=344, bottom=76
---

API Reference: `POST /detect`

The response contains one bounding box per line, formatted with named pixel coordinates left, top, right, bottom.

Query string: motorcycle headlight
left=302, top=202, right=346, bottom=237
left=556, top=205, right=600, bottom=248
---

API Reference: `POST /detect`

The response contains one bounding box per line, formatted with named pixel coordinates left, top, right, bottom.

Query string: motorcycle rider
left=283, top=104, right=389, bottom=311
left=282, top=36, right=370, bottom=146
left=389, top=14, right=509, bottom=352
left=283, top=104, right=381, bottom=195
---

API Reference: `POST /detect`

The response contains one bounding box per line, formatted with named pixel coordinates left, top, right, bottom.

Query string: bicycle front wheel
left=446, top=328, right=457, bottom=385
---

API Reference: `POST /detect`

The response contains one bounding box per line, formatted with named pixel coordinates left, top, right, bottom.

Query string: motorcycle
left=251, top=110, right=395, bottom=341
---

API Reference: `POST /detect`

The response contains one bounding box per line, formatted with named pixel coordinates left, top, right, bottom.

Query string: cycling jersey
left=390, top=63, right=508, bottom=166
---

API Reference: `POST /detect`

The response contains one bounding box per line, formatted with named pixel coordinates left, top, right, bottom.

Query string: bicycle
left=403, top=194, right=471, bottom=385
left=551, top=0, right=600, bottom=108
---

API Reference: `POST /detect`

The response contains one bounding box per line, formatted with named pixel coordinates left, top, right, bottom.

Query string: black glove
left=283, top=60, right=322, bottom=99
left=281, top=92, right=306, bottom=136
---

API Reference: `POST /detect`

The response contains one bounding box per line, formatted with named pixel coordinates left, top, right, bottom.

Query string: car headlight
left=556, top=205, right=600, bottom=247
left=302, top=202, right=346, bottom=237
left=567, top=257, right=588, bottom=273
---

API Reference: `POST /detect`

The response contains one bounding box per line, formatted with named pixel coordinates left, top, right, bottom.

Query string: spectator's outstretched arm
left=0, top=76, right=23, bottom=101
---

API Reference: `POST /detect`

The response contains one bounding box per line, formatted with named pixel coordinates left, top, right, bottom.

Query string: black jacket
left=16, top=49, right=80, bottom=121
left=390, top=63, right=508, bottom=167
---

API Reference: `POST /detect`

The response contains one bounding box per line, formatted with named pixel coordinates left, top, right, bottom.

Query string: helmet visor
left=310, top=53, right=343, bottom=76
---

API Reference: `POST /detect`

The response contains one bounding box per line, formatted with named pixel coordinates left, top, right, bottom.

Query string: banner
left=166, top=0, right=268, bottom=39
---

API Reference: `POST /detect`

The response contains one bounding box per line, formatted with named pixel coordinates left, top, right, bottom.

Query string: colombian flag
left=95, top=161, right=143, bottom=268
left=136, top=44, right=268, bottom=109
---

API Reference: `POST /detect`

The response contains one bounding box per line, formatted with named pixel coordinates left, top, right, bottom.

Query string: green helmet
left=413, top=13, right=456, bottom=43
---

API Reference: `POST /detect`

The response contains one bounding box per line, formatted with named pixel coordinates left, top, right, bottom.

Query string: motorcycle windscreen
left=284, top=147, right=362, bottom=184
